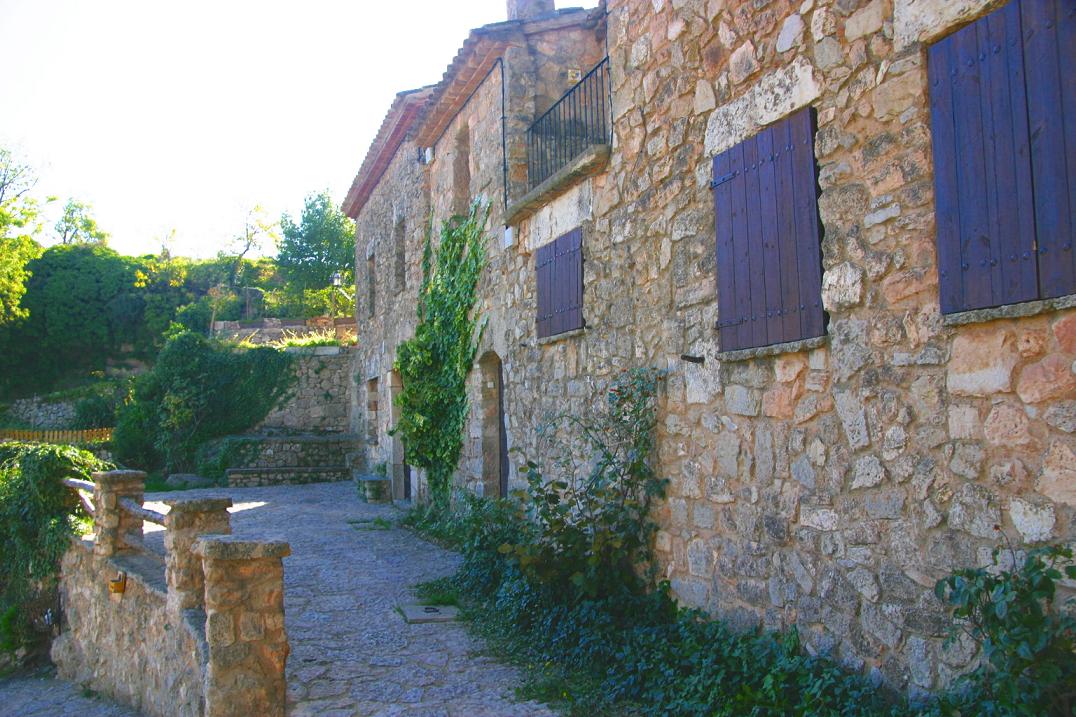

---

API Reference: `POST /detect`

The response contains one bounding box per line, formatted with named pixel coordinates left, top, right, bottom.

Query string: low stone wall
left=6, top=397, right=77, bottom=429
left=52, top=471, right=291, bottom=717
left=212, top=317, right=356, bottom=346
left=206, top=434, right=357, bottom=471
left=227, top=466, right=351, bottom=487
left=52, top=542, right=207, bottom=717
left=257, top=350, right=353, bottom=434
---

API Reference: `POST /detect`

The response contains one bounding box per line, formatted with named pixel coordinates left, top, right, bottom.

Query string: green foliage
left=112, top=331, right=294, bottom=472
left=503, top=368, right=668, bottom=599
left=72, top=393, right=117, bottom=429
left=0, top=235, right=41, bottom=328
left=932, top=543, right=1076, bottom=716
left=393, top=202, right=489, bottom=508
left=54, top=198, right=109, bottom=245
left=0, top=441, right=110, bottom=654
left=277, top=191, right=356, bottom=292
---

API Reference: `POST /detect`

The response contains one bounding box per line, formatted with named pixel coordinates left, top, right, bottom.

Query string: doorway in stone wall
left=389, top=369, right=411, bottom=501
left=479, top=352, right=508, bottom=498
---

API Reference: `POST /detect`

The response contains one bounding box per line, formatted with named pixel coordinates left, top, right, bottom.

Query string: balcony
left=507, top=58, right=611, bottom=225
left=527, top=57, right=611, bottom=190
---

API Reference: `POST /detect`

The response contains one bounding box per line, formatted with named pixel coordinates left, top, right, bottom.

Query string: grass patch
left=347, top=516, right=394, bottom=531
left=413, top=576, right=461, bottom=607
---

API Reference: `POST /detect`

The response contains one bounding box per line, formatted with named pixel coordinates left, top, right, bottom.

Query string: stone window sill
left=942, top=293, right=1076, bottom=327
left=713, top=334, right=827, bottom=363
left=537, top=326, right=585, bottom=346
left=505, top=145, right=610, bottom=227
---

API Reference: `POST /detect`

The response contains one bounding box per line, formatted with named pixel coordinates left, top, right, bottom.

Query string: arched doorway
left=389, top=370, right=411, bottom=501
left=479, top=352, right=508, bottom=498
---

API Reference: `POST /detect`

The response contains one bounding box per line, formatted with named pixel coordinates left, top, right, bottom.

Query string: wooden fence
left=0, top=427, right=113, bottom=445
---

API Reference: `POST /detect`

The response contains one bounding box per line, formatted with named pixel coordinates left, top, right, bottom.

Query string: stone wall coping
left=506, top=144, right=610, bottom=227
left=282, top=345, right=345, bottom=355
left=941, top=292, right=1076, bottom=327
left=192, top=535, right=292, bottom=560
left=714, top=334, right=828, bottom=363
left=91, top=469, right=147, bottom=485
left=161, top=496, right=234, bottom=512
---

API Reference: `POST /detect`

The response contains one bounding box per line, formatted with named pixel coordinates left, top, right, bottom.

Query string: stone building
left=343, top=0, right=1076, bottom=693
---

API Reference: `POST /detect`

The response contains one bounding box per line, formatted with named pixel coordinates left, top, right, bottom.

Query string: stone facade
left=256, top=349, right=354, bottom=434
left=343, top=0, right=1076, bottom=693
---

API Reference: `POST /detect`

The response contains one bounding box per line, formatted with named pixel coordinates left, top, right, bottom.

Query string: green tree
left=54, top=198, right=109, bottom=245
left=0, top=149, right=45, bottom=326
left=277, top=191, right=355, bottom=291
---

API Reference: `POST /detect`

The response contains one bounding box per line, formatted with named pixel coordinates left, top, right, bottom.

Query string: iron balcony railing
left=526, top=57, right=611, bottom=191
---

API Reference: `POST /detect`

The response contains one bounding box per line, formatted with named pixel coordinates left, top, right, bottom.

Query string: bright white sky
left=0, top=0, right=510, bottom=258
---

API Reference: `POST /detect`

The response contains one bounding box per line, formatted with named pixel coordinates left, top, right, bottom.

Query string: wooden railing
left=0, top=427, right=113, bottom=444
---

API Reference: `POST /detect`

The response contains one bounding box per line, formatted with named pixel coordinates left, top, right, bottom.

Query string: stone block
left=1008, top=498, right=1055, bottom=543
left=1016, top=354, right=1076, bottom=404
left=948, top=483, right=1000, bottom=538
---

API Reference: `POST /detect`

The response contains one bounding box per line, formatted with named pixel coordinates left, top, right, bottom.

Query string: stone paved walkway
left=0, top=481, right=554, bottom=717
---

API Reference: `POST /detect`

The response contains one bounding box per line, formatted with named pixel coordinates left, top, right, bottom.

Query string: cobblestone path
left=0, top=481, right=554, bottom=717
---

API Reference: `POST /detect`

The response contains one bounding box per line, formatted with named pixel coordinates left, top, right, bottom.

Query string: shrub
left=932, top=542, right=1076, bottom=716
left=72, top=393, right=116, bottom=429
left=0, top=441, right=110, bottom=656
left=113, top=330, right=293, bottom=472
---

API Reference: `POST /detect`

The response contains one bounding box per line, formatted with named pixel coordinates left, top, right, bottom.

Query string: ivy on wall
left=392, top=202, right=489, bottom=509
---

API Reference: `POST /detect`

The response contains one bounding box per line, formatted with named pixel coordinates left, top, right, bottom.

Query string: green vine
left=392, top=201, right=489, bottom=509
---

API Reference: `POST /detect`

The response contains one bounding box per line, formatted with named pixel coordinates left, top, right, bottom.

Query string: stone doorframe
left=389, top=369, right=411, bottom=501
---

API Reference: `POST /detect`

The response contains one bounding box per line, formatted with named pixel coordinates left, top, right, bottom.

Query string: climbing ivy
left=392, top=202, right=488, bottom=510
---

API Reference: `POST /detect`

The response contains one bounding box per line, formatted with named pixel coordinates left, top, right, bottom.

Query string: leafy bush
left=0, top=442, right=110, bottom=655
left=112, top=330, right=293, bottom=472
left=393, top=202, right=488, bottom=508
left=72, top=393, right=116, bottom=429
left=503, top=368, right=667, bottom=599
left=932, top=543, right=1076, bottom=716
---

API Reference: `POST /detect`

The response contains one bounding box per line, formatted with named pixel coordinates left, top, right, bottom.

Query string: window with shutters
left=535, top=227, right=584, bottom=339
left=928, top=0, right=1075, bottom=314
left=711, top=106, right=825, bottom=353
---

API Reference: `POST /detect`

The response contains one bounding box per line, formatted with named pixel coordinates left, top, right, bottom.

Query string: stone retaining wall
left=6, top=397, right=78, bottom=429
left=204, top=434, right=357, bottom=472
left=258, top=350, right=354, bottom=434
left=226, top=467, right=351, bottom=488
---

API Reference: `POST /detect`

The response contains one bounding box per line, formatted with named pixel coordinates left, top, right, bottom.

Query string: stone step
left=226, top=466, right=350, bottom=488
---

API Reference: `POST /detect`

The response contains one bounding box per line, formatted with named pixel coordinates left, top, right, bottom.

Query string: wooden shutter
left=1022, top=0, right=1076, bottom=299
left=535, top=227, right=584, bottom=339
left=536, top=242, right=554, bottom=338
left=928, top=0, right=1039, bottom=313
left=712, top=107, right=824, bottom=352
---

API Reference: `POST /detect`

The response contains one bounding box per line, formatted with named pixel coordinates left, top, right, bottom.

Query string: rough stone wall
left=52, top=540, right=206, bottom=717
left=349, top=0, right=1076, bottom=693
left=6, top=397, right=78, bottom=429
left=595, top=0, right=1075, bottom=693
left=257, top=350, right=353, bottom=433
left=210, top=435, right=356, bottom=470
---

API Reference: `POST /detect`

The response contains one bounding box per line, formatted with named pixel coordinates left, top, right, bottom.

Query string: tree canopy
left=277, top=191, right=355, bottom=291
left=0, top=149, right=45, bottom=326
left=54, top=198, right=109, bottom=245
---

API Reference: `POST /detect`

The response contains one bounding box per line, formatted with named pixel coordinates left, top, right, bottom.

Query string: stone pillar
left=91, top=470, right=146, bottom=558
left=163, top=497, right=233, bottom=613
left=507, top=0, right=553, bottom=21
left=192, top=536, right=291, bottom=717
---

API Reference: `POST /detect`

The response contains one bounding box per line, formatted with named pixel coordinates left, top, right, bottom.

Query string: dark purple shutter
left=536, top=242, right=553, bottom=338
left=535, top=228, right=584, bottom=339
left=560, top=227, right=584, bottom=332
left=1022, top=0, right=1076, bottom=299
left=928, top=0, right=1039, bottom=313
left=712, top=107, right=824, bottom=352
